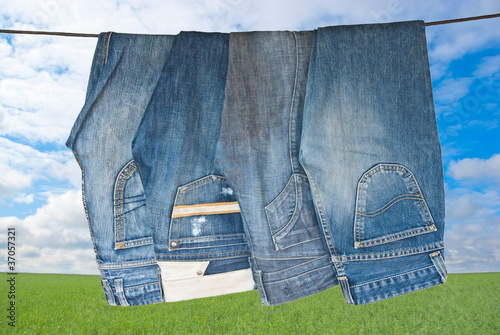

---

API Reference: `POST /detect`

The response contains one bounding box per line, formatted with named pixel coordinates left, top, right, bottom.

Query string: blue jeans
left=215, top=31, right=338, bottom=305
left=66, top=33, right=173, bottom=306
left=132, top=31, right=254, bottom=302
left=300, top=21, right=447, bottom=304
left=68, top=21, right=446, bottom=307
left=66, top=32, right=253, bottom=306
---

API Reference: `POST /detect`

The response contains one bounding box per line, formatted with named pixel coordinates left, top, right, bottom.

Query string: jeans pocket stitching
left=354, top=163, right=436, bottom=248
left=265, top=174, right=302, bottom=250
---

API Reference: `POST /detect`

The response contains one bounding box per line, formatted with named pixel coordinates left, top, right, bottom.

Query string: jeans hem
left=349, top=259, right=447, bottom=305
left=257, top=256, right=338, bottom=305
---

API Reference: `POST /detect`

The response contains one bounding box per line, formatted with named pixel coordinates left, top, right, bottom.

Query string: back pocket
left=114, top=160, right=153, bottom=250
left=354, top=163, right=436, bottom=248
left=168, top=175, right=247, bottom=251
left=265, top=174, right=323, bottom=251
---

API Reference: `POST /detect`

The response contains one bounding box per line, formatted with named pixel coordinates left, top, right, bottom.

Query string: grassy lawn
left=0, top=272, right=498, bottom=334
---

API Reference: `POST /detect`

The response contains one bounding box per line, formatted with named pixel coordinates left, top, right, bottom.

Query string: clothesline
left=0, top=12, right=499, bottom=38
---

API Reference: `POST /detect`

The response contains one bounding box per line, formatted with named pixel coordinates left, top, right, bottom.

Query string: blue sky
left=0, top=0, right=499, bottom=275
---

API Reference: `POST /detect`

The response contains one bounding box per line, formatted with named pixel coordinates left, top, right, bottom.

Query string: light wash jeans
left=300, top=21, right=447, bottom=304
left=132, top=32, right=254, bottom=302
left=67, top=32, right=253, bottom=306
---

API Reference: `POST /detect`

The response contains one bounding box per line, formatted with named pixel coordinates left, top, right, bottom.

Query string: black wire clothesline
left=0, top=13, right=499, bottom=38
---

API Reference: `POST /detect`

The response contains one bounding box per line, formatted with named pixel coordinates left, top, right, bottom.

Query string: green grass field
left=1, top=272, right=498, bottom=334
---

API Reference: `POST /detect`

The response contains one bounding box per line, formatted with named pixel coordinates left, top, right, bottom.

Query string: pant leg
left=131, top=32, right=254, bottom=302
left=215, top=31, right=337, bottom=306
left=66, top=33, right=175, bottom=306
left=300, top=21, right=447, bottom=305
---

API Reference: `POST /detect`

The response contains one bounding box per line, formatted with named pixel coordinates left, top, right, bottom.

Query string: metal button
left=196, top=270, right=203, bottom=276
left=170, top=241, right=178, bottom=248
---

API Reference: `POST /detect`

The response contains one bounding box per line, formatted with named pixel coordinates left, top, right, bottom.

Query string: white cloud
left=0, top=162, right=33, bottom=197
left=0, top=189, right=98, bottom=274
left=448, top=153, right=500, bottom=183
left=434, top=77, right=474, bottom=106
left=445, top=216, right=500, bottom=273
left=13, top=193, right=34, bottom=204
left=444, top=182, right=500, bottom=273
left=0, top=137, right=81, bottom=199
left=474, top=54, right=500, bottom=78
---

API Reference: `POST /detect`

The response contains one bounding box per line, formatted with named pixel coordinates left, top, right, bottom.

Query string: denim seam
left=265, top=174, right=302, bottom=250
left=254, top=270, right=269, bottom=306
left=73, top=153, right=101, bottom=263
left=178, top=175, right=228, bottom=192
left=169, top=243, right=249, bottom=251
left=176, top=233, right=245, bottom=241
left=157, top=267, right=164, bottom=300
left=115, top=279, right=129, bottom=306
left=98, top=259, right=158, bottom=269
left=157, top=250, right=251, bottom=257
left=356, top=194, right=424, bottom=216
left=114, top=160, right=146, bottom=247
left=118, top=203, right=146, bottom=216
left=262, top=254, right=329, bottom=276
left=342, top=243, right=444, bottom=261
left=356, top=225, right=437, bottom=248
left=121, top=195, right=146, bottom=204
left=350, top=264, right=435, bottom=288
left=101, top=279, right=116, bottom=306
left=264, top=264, right=333, bottom=285
left=288, top=31, right=299, bottom=174
left=156, top=253, right=251, bottom=261
left=102, top=32, right=112, bottom=66
left=122, top=282, right=160, bottom=291
left=279, top=236, right=323, bottom=250
left=301, top=162, right=346, bottom=277
left=430, top=251, right=447, bottom=281
left=338, top=276, right=354, bottom=304
left=254, top=255, right=321, bottom=261
left=115, top=237, right=154, bottom=249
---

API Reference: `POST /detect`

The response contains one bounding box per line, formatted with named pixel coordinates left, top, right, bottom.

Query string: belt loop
left=101, top=279, right=117, bottom=306
left=338, top=276, right=354, bottom=304
left=254, top=270, right=270, bottom=306
left=114, top=278, right=130, bottom=306
left=430, top=251, right=448, bottom=282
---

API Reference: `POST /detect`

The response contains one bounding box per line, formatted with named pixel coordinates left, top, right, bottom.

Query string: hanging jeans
left=66, top=32, right=253, bottom=306
left=67, top=20, right=446, bottom=307
left=300, top=21, right=447, bottom=305
left=215, top=31, right=338, bottom=305
left=131, top=31, right=254, bottom=302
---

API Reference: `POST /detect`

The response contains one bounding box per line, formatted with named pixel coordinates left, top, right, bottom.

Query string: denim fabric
left=300, top=21, right=447, bottom=304
left=66, top=32, right=175, bottom=306
left=215, top=31, right=338, bottom=306
left=131, top=32, right=254, bottom=301
left=68, top=21, right=446, bottom=307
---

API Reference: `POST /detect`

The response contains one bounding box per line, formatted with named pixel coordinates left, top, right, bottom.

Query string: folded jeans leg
left=131, top=32, right=254, bottom=302
left=215, top=30, right=338, bottom=306
left=300, top=21, right=447, bottom=305
left=66, top=32, right=176, bottom=306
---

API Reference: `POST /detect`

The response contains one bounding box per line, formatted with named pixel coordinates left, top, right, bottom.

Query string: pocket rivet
left=196, top=270, right=203, bottom=276
left=170, top=241, right=178, bottom=248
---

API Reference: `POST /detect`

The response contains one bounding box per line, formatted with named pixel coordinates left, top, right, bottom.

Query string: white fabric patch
left=158, top=261, right=254, bottom=302
left=171, top=202, right=241, bottom=218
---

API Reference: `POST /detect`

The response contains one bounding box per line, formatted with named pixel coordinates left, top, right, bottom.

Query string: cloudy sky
left=1, top=0, right=499, bottom=275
